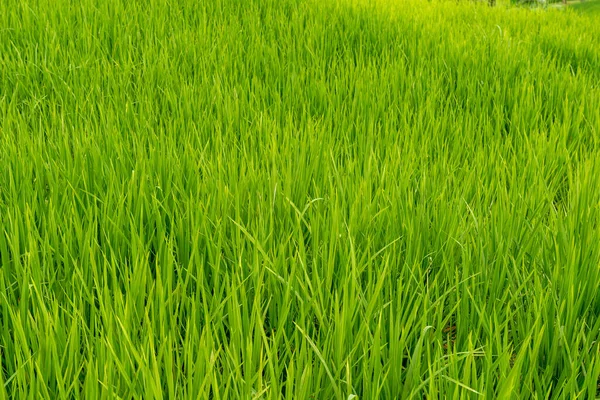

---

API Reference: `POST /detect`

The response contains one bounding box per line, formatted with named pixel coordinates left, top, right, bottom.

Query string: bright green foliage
left=1, top=0, right=600, bottom=398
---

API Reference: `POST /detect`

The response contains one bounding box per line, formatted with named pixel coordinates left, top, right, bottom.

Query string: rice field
left=1, top=0, right=600, bottom=398
left=571, top=0, right=600, bottom=14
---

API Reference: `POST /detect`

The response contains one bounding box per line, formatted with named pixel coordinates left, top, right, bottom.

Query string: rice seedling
left=1, top=0, right=599, bottom=397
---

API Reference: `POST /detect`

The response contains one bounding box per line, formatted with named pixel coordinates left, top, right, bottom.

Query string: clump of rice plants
left=1, top=0, right=599, bottom=398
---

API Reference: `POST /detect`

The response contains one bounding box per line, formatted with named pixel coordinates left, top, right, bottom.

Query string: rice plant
left=1, top=0, right=599, bottom=398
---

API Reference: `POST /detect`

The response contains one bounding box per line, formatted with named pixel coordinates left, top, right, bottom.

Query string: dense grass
left=1, top=0, right=600, bottom=398
left=571, top=0, right=600, bottom=14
